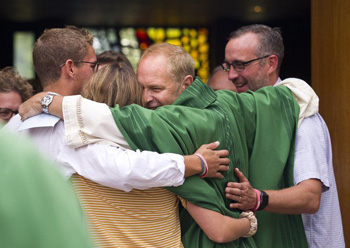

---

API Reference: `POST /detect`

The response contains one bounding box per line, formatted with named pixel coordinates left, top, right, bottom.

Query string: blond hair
left=81, top=62, right=143, bottom=108
left=33, top=26, right=93, bottom=87
left=140, top=43, right=195, bottom=85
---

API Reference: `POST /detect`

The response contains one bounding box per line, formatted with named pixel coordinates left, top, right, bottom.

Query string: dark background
left=0, top=0, right=311, bottom=83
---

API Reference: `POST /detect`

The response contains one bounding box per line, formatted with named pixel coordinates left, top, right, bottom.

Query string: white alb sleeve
left=63, top=95, right=130, bottom=149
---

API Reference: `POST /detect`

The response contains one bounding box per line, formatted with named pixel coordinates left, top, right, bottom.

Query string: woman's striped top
left=72, top=174, right=183, bottom=248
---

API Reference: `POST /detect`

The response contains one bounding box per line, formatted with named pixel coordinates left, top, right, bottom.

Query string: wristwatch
left=41, top=93, right=55, bottom=114
left=258, top=190, right=269, bottom=211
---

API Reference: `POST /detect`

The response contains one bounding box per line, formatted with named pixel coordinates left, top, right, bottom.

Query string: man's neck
left=269, top=74, right=279, bottom=86
left=43, top=83, right=73, bottom=96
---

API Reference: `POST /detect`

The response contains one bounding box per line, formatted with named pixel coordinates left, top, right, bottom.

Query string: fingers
left=219, top=157, right=230, bottom=165
left=218, top=165, right=229, bottom=172
left=19, top=92, right=45, bottom=121
left=206, top=165, right=229, bottom=179
left=225, top=182, right=243, bottom=201
left=214, top=149, right=229, bottom=158
left=18, top=105, right=26, bottom=121
left=225, top=189, right=249, bottom=210
left=216, top=173, right=224, bottom=179
left=225, top=184, right=241, bottom=196
left=197, top=142, right=230, bottom=180
left=228, top=199, right=251, bottom=211
left=235, top=167, right=248, bottom=182
left=225, top=191, right=242, bottom=205
left=226, top=181, right=241, bottom=189
left=209, top=172, right=225, bottom=179
left=202, top=141, right=220, bottom=150
left=226, top=180, right=257, bottom=210
left=229, top=202, right=244, bottom=209
left=18, top=104, right=31, bottom=121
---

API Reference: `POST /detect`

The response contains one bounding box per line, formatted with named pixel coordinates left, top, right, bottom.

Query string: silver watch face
left=41, top=94, right=54, bottom=113
left=42, top=95, right=52, bottom=105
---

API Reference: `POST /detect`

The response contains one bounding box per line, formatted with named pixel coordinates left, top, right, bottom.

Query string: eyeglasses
left=60, top=61, right=99, bottom=72
left=0, top=108, right=18, bottom=121
left=221, top=55, right=271, bottom=72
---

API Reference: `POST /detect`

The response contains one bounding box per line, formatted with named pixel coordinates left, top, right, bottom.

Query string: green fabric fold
left=110, top=77, right=308, bottom=248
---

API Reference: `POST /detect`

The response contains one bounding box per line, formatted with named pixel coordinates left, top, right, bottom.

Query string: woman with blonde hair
left=76, top=61, right=257, bottom=247
left=81, top=62, right=143, bottom=108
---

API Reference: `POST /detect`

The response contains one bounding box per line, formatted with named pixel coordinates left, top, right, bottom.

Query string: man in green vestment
left=19, top=42, right=315, bottom=247
left=111, top=42, right=309, bottom=248
left=89, top=43, right=310, bottom=247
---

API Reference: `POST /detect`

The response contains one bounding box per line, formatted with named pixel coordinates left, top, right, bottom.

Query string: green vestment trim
left=110, top=77, right=308, bottom=248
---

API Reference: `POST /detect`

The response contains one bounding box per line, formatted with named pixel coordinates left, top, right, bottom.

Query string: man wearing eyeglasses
left=34, top=26, right=98, bottom=97
left=223, top=24, right=345, bottom=248
left=0, top=67, right=33, bottom=124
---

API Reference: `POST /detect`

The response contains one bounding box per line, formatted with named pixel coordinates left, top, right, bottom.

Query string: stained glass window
left=90, top=27, right=210, bottom=82
left=12, top=27, right=210, bottom=82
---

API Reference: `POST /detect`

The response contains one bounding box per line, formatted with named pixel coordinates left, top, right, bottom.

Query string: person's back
left=73, top=175, right=181, bottom=247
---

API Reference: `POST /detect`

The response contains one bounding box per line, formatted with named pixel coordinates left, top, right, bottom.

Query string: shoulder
left=294, top=113, right=331, bottom=187
left=297, top=113, right=329, bottom=141
left=3, top=114, right=22, bottom=132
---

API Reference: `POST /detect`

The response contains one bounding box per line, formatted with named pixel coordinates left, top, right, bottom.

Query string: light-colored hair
left=81, top=62, right=143, bottom=108
left=140, top=43, right=195, bottom=85
left=33, top=25, right=93, bottom=87
left=0, top=67, right=33, bottom=102
left=228, top=24, right=284, bottom=73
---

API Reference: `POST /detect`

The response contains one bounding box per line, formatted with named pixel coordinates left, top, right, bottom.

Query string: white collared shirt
left=5, top=114, right=185, bottom=192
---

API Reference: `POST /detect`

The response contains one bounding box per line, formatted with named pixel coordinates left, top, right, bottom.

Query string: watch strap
left=257, top=190, right=269, bottom=211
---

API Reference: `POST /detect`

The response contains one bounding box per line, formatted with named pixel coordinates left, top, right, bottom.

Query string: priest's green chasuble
left=110, top=77, right=308, bottom=248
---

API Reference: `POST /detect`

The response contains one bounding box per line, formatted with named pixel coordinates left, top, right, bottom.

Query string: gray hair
left=228, top=24, right=284, bottom=73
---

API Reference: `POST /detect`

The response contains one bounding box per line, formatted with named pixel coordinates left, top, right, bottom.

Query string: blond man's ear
left=182, top=75, right=194, bottom=90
